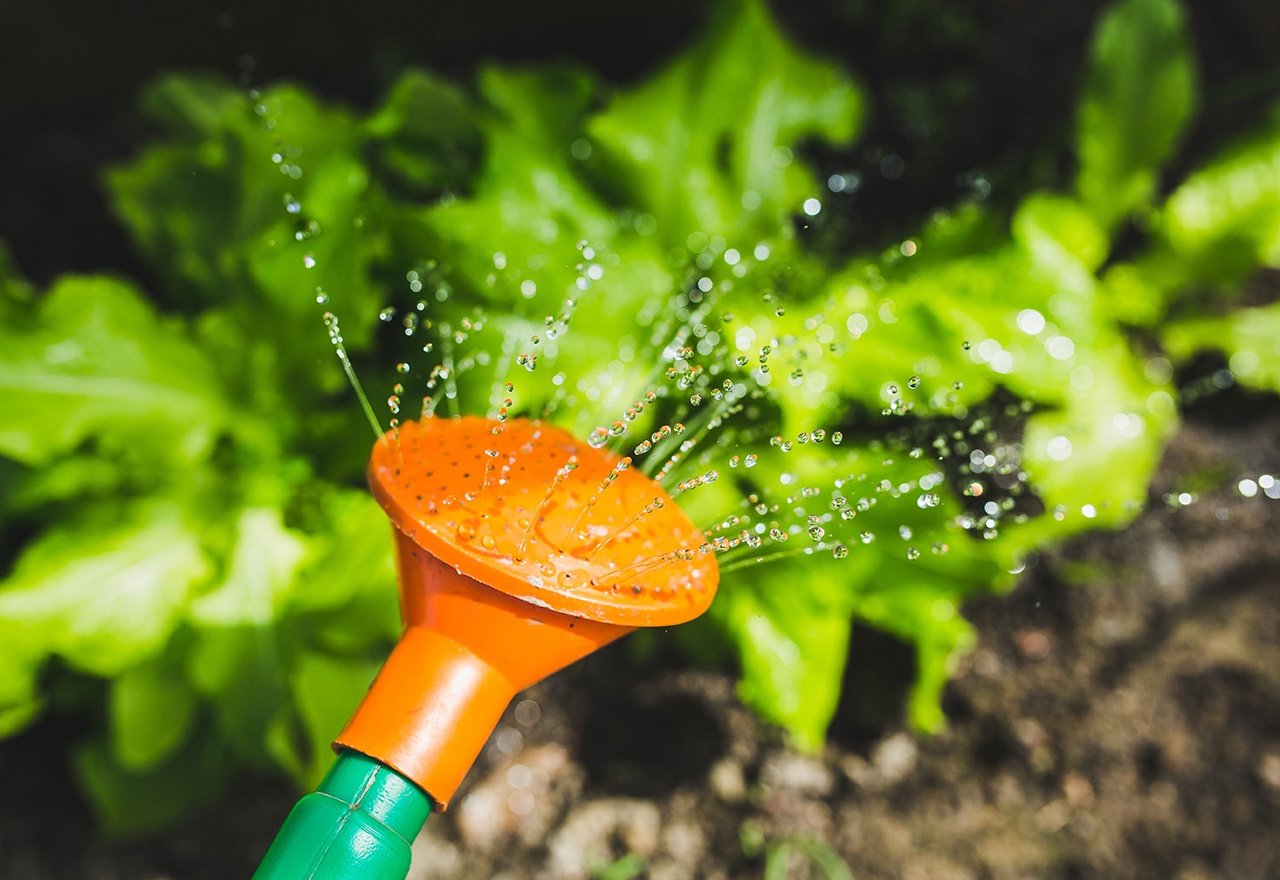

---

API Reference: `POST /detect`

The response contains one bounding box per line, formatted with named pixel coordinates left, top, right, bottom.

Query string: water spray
left=254, top=416, right=718, bottom=878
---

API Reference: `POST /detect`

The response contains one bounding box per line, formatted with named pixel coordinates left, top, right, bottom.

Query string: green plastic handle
left=253, top=750, right=433, bottom=880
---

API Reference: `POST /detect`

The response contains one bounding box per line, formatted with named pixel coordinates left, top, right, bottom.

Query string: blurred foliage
left=1, top=0, right=1278, bottom=830
left=764, top=836, right=854, bottom=880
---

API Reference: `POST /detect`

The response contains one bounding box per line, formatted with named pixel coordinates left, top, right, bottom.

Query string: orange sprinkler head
left=335, top=417, right=718, bottom=807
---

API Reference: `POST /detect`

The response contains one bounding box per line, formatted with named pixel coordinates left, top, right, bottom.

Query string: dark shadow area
left=576, top=683, right=727, bottom=798
left=826, top=623, right=917, bottom=753
left=1178, top=352, right=1280, bottom=428
left=0, top=715, right=295, bottom=879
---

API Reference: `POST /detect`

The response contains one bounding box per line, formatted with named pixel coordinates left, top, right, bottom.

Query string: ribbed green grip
left=254, top=750, right=433, bottom=880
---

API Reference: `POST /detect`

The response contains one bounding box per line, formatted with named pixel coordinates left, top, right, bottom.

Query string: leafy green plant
left=1, top=0, right=1278, bottom=831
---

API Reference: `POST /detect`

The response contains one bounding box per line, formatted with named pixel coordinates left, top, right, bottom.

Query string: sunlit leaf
left=1075, top=0, right=1196, bottom=229
left=0, top=501, right=211, bottom=679
left=0, top=276, right=225, bottom=466
left=1163, top=302, right=1280, bottom=394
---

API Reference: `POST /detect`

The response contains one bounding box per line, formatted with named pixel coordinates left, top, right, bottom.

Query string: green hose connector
left=253, top=750, right=433, bottom=880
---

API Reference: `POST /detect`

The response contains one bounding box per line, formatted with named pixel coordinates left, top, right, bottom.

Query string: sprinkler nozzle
left=340, top=416, right=718, bottom=806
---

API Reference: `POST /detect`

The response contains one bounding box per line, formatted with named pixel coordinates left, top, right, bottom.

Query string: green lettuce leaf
left=1075, top=0, right=1196, bottom=230
left=109, top=660, right=199, bottom=771
left=1163, top=302, right=1280, bottom=394
left=713, top=558, right=862, bottom=751
left=0, top=275, right=225, bottom=467
left=587, top=0, right=861, bottom=247
left=288, top=650, right=383, bottom=787
left=1157, top=105, right=1280, bottom=283
left=189, top=508, right=308, bottom=628
left=0, top=500, right=211, bottom=729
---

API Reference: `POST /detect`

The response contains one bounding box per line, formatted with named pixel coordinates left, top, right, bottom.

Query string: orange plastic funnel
left=335, top=416, right=718, bottom=807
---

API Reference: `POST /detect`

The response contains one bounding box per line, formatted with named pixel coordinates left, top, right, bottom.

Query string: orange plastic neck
left=335, top=531, right=631, bottom=807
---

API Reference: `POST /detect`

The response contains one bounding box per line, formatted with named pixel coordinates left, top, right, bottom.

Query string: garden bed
left=4, top=399, right=1276, bottom=879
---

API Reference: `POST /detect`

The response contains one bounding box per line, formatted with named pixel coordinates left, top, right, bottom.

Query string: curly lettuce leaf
left=0, top=260, right=401, bottom=817
left=714, top=559, right=862, bottom=752
left=0, top=275, right=226, bottom=467
left=1163, top=302, right=1280, bottom=394
left=189, top=508, right=308, bottom=628
left=588, top=0, right=861, bottom=247
left=1075, top=0, right=1196, bottom=230
left=1158, top=105, right=1280, bottom=282
left=0, top=500, right=211, bottom=735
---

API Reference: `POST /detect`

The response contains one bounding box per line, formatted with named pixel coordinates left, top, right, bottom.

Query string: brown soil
left=3, top=404, right=1277, bottom=879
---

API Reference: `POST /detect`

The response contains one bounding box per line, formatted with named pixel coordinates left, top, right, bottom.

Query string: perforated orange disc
left=368, top=417, right=719, bottom=627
